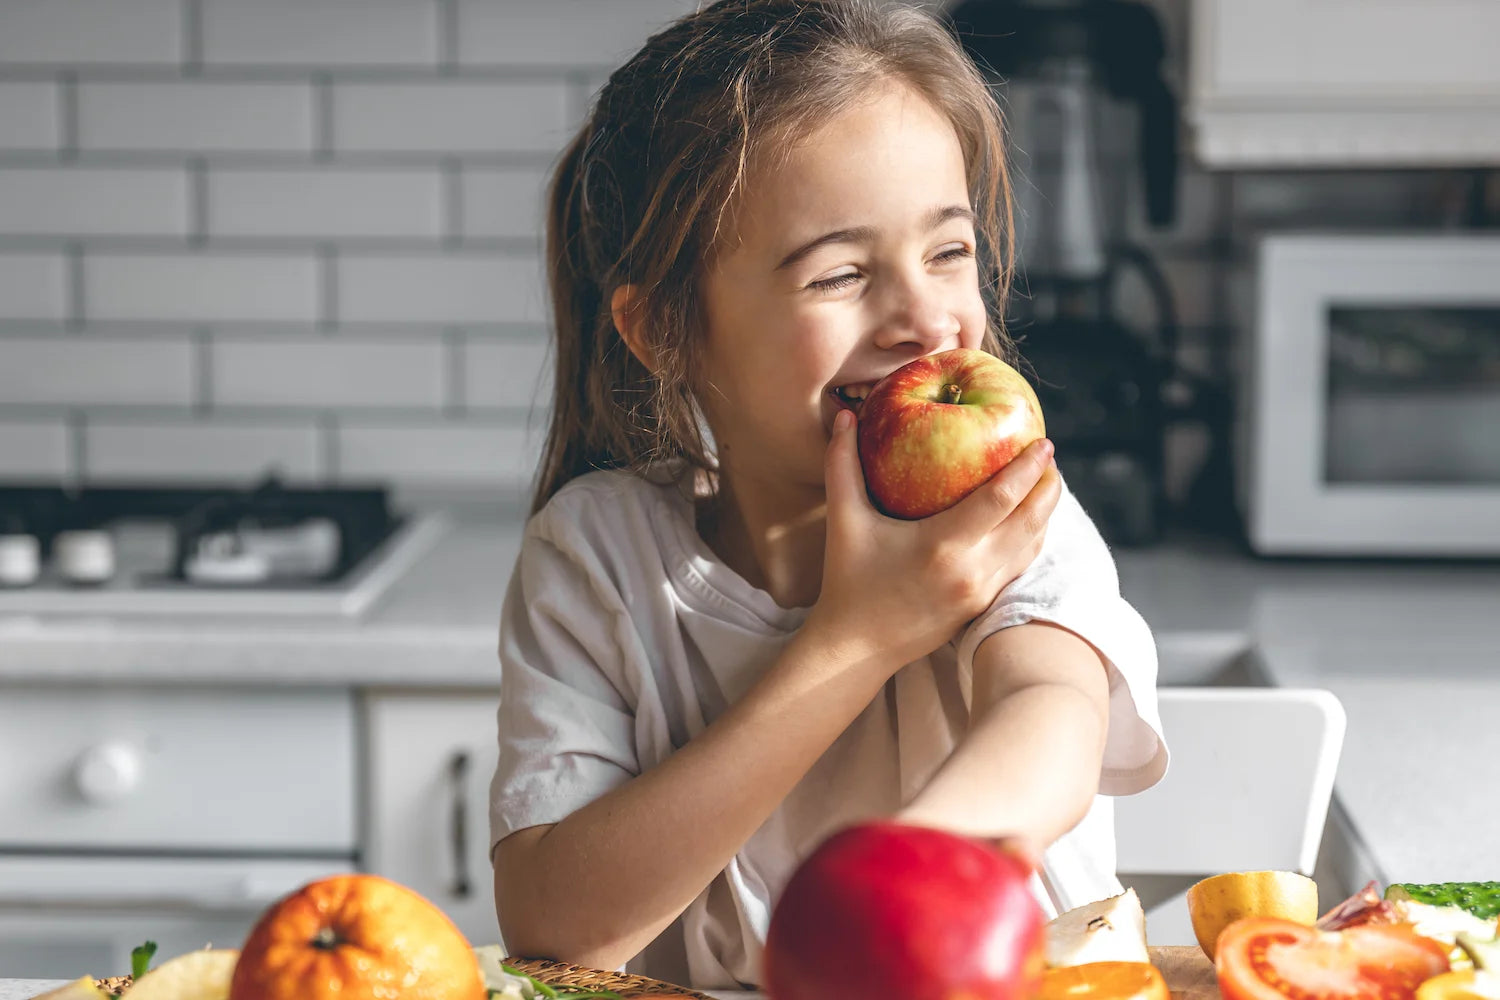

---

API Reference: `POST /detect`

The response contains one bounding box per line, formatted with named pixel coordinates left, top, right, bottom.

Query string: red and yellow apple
left=763, top=821, right=1046, bottom=1000
left=856, top=348, right=1046, bottom=519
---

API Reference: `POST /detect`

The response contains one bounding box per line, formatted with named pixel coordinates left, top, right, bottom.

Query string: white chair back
left=1115, top=687, right=1346, bottom=877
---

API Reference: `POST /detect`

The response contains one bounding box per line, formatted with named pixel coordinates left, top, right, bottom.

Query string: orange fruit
left=1186, top=870, right=1319, bottom=961
left=228, top=873, right=486, bottom=1000
left=1040, top=961, right=1170, bottom=1000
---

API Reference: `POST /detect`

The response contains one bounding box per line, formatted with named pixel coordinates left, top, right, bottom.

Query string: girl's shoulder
left=526, top=465, right=698, bottom=556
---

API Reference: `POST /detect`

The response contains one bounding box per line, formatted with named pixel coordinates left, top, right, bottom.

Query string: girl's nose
left=871, top=274, right=961, bottom=352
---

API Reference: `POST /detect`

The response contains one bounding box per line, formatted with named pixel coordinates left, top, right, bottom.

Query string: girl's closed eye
left=806, top=244, right=975, bottom=293
left=809, top=270, right=862, bottom=292
left=932, top=244, right=975, bottom=267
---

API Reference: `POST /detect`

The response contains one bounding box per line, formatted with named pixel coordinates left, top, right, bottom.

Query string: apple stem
left=939, top=383, right=962, bottom=405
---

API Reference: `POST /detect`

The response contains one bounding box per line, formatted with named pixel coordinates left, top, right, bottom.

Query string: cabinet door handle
left=448, top=750, right=472, bottom=899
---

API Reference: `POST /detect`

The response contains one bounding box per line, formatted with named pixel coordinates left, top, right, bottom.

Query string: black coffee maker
left=949, top=0, right=1181, bottom=545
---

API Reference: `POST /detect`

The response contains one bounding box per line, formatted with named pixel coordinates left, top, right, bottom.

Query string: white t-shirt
left=490, top=467, right=1168, bottom=990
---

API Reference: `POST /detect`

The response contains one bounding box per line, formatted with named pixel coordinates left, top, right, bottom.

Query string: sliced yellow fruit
left=124, top=948, right=239, bottom=1000
left=1416, top=969, right=1500, bottom=1000
left=30, top=977, right=110, bottom=1000
left=1185, top=870, right=1318, bottom=961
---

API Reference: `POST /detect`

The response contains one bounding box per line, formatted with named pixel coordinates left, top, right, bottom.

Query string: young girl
left=490, top=0, right=1168, bottom=989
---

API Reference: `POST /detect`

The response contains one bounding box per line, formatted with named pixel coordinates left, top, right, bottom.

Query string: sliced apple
left=1047, top=888, right=1151, bottom=967
left=472, top=944, right=536, bottom=999
left=124, top=949, right=239, bottom=1000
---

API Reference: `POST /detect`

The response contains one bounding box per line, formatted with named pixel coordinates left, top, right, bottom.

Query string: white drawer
left=0, top=686, right=356, bottom=852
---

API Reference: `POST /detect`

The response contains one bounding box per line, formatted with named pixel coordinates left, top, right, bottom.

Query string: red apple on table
left=762, top=821, right=1046, bottom=1000
left=855, top=348, right=1046, bottom=519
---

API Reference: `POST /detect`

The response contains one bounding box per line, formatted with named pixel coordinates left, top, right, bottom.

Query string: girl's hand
left=805, top=408, right=1062, bottom=674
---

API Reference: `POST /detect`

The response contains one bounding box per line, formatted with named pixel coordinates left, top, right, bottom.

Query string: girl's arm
left=494, top=421, right=1059, bottom=971
left=493, top=617, right=900, bottom=970
left=893, top=620, right=1111, bottom=859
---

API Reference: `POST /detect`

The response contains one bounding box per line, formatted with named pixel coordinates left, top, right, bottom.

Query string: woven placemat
left=89, top=959, right=711, bottom=999
left=504, top=957, right=711, bottom=998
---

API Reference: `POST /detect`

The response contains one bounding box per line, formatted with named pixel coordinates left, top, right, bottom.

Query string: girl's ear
left=610, top=284, right=655, bottom=372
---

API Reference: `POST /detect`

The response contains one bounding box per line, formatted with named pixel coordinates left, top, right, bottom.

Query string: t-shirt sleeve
left=953, top=480, right=1168, bottom=796
left=489, top=519, right=642, bottom=852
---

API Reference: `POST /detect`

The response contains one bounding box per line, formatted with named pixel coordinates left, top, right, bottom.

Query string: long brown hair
left=532, top=0, right=1016, bottom=514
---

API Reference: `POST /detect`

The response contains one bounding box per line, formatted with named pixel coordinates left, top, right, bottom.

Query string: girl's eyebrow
left=774, top=204, right=975, bottom=271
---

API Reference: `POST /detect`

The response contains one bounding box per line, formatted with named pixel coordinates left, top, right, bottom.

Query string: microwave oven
left=1241, top=234, right=1500, bottom=557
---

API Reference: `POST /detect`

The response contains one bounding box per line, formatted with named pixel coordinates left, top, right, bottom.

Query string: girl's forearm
left=894, top=680, right=1107, bottom=858
left=494, top=620, right=897, bottom=970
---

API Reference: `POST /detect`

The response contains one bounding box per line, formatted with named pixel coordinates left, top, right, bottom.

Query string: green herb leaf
left=131, top=941, right=158, bottom=980
left=495, top=963, right=619, bottom=1000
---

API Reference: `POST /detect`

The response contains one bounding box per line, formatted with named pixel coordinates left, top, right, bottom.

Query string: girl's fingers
left=978, top=459, right=1061, bottom=574
left=823, top=409, right=870, bottom=520
left=940, top=438, right=1055, bottom=537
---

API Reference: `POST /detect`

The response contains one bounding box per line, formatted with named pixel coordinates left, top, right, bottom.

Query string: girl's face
left=696, top=81, right=988, bottom=499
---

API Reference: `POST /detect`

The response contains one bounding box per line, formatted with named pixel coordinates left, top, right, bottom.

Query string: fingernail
left=1040, top=438, right=1054, bottom=459
left=834, top=409, right=852, bottom=433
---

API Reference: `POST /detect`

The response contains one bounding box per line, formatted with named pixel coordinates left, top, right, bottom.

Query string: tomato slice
left=1217, top=917, right=1451, bottom=1000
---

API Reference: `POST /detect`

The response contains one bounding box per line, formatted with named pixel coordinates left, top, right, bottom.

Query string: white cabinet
left=0, top=687, right=356, bottom=853
left=363, top=690, right=504, bottom=948
left=1189, top=0, right=1500, bottom=166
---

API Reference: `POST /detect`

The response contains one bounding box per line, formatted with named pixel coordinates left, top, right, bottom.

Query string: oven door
left=0, top=856, right=350, bottom=979
left=1245, top=234, right=1500, bottom=556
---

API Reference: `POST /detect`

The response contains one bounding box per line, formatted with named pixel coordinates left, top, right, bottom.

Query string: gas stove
left=0, top=477, right=445, bottom=617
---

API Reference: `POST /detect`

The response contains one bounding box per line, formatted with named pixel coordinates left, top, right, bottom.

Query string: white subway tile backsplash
left=84, top=419, right=322, bottom=482
left=213, top=336, right=445, bottom=409
left=0, top=0, right=1448, bottom=498
left=202, top=0, right=438, bottom=67
left=456, top=0, right=698, bottom=68
left=77, top=82, right=315, bottom=153
left=337, top=421, right=539, bottom=486
left=86, top=254, right=320, bottom=323
left=0, top=83, right=59, bottom=151
left=208, top=168, right=444, bottom=239
left=0, top=336, right=193, bottom=406
left=460, top=168, right=548, bottom=241
left=338, top=255, right=544, bottom=324
left=0, top=167, right=189, bottom=237
left=332, top=82, right=571, bottom=154
left=0, top=254, right=69, bottom=322
left=464, top=337, right=552, bottom=411
left=0, top=0, right=182, bottom=65
left=0, top=419, right=70, bottom=478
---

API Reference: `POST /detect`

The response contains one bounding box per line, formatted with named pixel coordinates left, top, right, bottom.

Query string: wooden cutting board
left=1150, top=945, right=1219, bottom=1000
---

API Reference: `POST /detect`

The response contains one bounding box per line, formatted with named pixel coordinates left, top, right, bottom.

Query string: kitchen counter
left=3, top=509, right=1495, bottom=690
left=1117, top=532, right=1500, bottom=886
left=0, top=946, right=1221, bottom=999
left=0, top=503, right=526, bottom=688
left=0, top=983, right=762, bottom=1000
left=2, top=508, right=1498, bottom=884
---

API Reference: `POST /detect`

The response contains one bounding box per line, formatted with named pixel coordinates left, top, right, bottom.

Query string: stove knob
left=0, top=534, right=40, bottom=587
left=54, top=529, right=117, bottom=585
left=74, top=741, right=142, bottom=805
